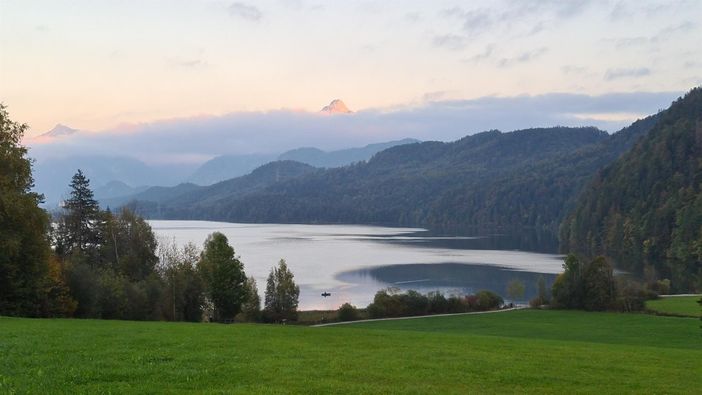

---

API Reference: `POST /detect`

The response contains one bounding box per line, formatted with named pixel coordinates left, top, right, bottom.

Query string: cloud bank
left=27, top=91, right=683, bottom=165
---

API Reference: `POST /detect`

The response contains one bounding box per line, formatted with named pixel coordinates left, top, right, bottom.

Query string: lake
left=150, top=220, right=564, bottom=310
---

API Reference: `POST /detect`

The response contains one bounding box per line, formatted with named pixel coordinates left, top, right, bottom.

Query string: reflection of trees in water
left=338, top=263, right=557, bottom=302
left=381, top=226, right=559, bottom=254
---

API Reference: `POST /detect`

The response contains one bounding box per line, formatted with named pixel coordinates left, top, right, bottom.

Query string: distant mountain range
left=33, top=137, right=419, bottom=207
left=33, top=155, right=195, bottom=207
left=110, top=161, right=317, bottom=215
left=278, top=139, right=418, bottom=168
left=186, top=138, right=418, bottom=185
left=121, top=121, right=657, bottom=229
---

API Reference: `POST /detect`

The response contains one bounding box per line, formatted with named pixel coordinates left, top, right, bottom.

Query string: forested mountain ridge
left=278, top=138, right=419, bottom=168
left=127, top=124, right=656, bottom=228
left=123, top=161, right=317, bottom=217
left=560, top=87, right=702, bottom=292
left=186, top=138, right=418, bottom=185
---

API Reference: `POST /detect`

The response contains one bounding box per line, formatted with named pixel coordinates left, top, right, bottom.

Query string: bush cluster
left=365, top=289, right=503, bottom=319
left=552, top=254, right=658, bottom=312
left=337, top=303, right=360, bottom=322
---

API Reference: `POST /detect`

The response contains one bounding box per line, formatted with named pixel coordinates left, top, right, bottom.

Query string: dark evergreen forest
left=561, top=87, right=702, bottom=292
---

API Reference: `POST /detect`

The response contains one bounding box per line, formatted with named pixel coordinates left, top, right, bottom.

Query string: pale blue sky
left=1, top=0, right=700, bottom=138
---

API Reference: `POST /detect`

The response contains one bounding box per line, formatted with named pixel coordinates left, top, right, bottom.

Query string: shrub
left=475, top=290, right=504, bottom=311
left=400, top=290, right=429, bottom=316
left=655, top=279, right=671, bottom=295
left=446, top=295, right=465, bottom=313
left=552, top=255, right=617, bottom=311
left=337, top=303, right=359, bottom=321
left=529, top=296, right=547, bottom=308
left=367, top=289, right=505, bottom=319
left=427, top=291, right=449, bottom=314
left=367, top=288, right=403, bottom=318
left=615, top=278, right=656, bottom=312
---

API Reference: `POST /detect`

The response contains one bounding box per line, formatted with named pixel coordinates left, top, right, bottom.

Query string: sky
left=1, top=0, right=701, bottom=161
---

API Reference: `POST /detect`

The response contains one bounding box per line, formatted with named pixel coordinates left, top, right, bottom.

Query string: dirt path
left=312, top=306, right=526, bottom=327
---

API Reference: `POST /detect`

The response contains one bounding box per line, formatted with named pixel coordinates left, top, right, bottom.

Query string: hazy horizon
left=2, top=1, right=700, bottom=143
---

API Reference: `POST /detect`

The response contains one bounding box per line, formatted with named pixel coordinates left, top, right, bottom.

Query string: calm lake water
left=150, top=220, right=563, bottom=310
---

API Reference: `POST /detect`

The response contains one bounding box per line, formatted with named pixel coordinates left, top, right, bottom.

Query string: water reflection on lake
left=337, top=263, right=556, bottom=303
left=150, top=221, right=563, bottom=310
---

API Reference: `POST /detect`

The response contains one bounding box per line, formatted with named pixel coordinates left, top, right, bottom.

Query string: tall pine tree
left=55, top=170, right=102, bottom=259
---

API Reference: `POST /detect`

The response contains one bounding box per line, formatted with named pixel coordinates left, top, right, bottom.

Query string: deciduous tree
left=198, top=232, right=247, bottom=322
left=0, top=104, right=53, bottom=316
left=241, top=276, right=261, bottom=322
left=264, top=259, right=300, bottom=322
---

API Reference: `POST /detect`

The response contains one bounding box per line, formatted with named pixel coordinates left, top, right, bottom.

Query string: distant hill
left=123, top=161, right=317, bottom=218
left=278, top=139, right=420, bottom=168
left=94, top=180, right=149, bottom=202
left=32, top=155, right=194, bottom=207
left=102, top=182, right=202, bottom=210
left=126, top=125, right=659, bottom=230
left=561, top=87, right=702, bottom=292
left=187, top=138, right=419, bottom=185
left=186, top=154, right=276, bottom=186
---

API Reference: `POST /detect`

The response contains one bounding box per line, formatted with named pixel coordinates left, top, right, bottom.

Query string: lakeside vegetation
left=562, top=88, right=702, bottom=293
left=1, top=309, right=700, bottom=393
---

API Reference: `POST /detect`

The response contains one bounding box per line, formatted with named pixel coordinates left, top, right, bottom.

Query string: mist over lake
left=150, top=220, right=563, bottom=310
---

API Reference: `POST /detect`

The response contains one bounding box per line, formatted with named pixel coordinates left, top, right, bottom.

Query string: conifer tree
left=55, top=170, right=102, bottom=259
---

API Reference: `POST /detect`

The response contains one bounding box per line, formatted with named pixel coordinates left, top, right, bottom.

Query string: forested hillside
left=122, top=161, right=317, bottom=217
left=187, top=139, right=418, bottom=185
left=128, top=124, right=656, bottom=229
left=561, top=88, right=702, bottom=292
left=278, top=138, right=419, bottom=168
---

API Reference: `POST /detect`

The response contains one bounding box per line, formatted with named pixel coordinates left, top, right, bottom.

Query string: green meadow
left=1, top=310, right=700, bottom=394
left=646, top=295, right=701, bottom=317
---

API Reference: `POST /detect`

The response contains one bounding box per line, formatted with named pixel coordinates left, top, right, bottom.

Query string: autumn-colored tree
left=0, top=104, right=54, bottom=316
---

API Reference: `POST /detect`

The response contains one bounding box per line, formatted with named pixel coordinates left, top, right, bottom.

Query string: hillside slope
left=560, top=87, right=702, bottom=292
left=133, top=125, right=658, bottom=228
left=123, top=161, right=317, bottom=217
left=187, top=139, right=418, bottom=185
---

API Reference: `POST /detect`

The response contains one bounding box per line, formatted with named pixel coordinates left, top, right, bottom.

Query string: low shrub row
left=336, top=288, right=504, bottom=321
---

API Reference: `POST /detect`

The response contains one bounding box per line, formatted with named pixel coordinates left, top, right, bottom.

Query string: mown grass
left=645, top=295, right=701, bottom=317
left=1, top=310, right=700, bottom=394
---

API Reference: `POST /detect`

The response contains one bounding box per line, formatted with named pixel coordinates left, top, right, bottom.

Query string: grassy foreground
left=1, top=310, right=700, bottom=394
left=645, top=295, right=701, bottom=317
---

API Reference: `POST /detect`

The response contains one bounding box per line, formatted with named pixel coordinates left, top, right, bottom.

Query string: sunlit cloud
left=26, top=91, right=683, bottom=165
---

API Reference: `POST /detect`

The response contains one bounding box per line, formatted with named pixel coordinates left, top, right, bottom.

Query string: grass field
left=1, top=310, right=700, bottom=394
left=645, top=295, right=701, bottom=317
